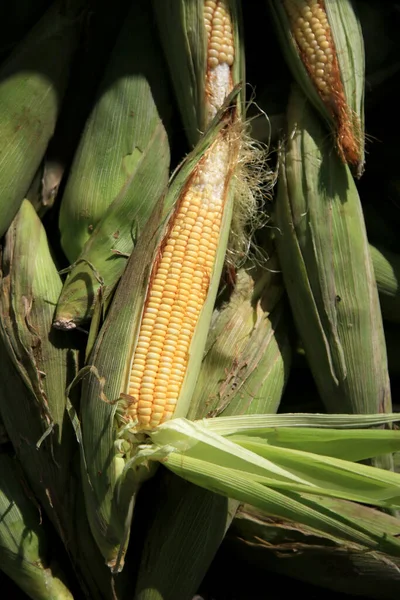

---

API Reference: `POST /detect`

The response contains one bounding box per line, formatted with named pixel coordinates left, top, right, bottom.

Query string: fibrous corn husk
left=274, top=86, right=392, bottom=470
left=0, top=201, right=119, bottom=600
left=54, top=0, right=171, bottom=329
left=227, top=500, right=400, bottom=600
left=0, top=450, right=73, bottom=600
left=0, top=0, right=82, bottom=238
left=58, top=0, right=172, bottom=264
left=270, top=0, right=365, bottom=174
left=134, top=254, right=291, bottom=600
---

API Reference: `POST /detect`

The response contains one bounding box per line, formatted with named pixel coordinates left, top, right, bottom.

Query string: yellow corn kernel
left=283, top=0, right=359, bottom=166
left=204, top=0, right=235, bottom=120
left=127, top=140, right=230, bottom=430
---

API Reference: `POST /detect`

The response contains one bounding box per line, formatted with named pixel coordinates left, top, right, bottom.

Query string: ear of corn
left=0, top=450, right=73, bottom=600
left=228, top=499, right=400, bottom=599
left=274, top=86, right=392, bottom=470
left=76, top=98, right=240, bottom=570
left=58, top=0, right=172, bottom=265
left=370, top=243, right=400, bottom=324
left=270, top=0, right=365, bottom=175
left=134, top=252, right=292, bottom=600
left=0, top=0, right=82, bottom=238
left=152, top=0, right=244, bottom=146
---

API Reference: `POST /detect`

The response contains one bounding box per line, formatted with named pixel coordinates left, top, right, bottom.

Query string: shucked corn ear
left=0, top=202, right=117, bottom=599
left=54, top=0, right=171, bottom=330
left=152, top=0, right=244, bottom=146
left=75, top=96, right=241, bottom=570
left=270, top=0, right=365, bottom=175
left=0, top=450, right=73, bottom=600
left=58, top=0, right=171, bottom=265
left=0, top=0, right=82, bottom=237
left=134, top=252, right=292, bottom=600
left=274, top=86, right=392, bottom=469
left=228, top=499, right=400, bottom=600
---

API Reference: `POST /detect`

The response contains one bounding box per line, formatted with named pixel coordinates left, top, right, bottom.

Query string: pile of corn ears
left=1, top=1, right=400, bottom=599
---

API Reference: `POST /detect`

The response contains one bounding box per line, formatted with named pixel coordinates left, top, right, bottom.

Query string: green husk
left=0, top=0, right=82, bottom=238
left=152, top=0, right=244, bottom=147
left=269, top=0, right=365, bottom=174
left=0, top=451, right=73, bottom=600
left=58, top=0, right=171, bottom=265
left=274, top=86, right=392, bottom=470
left=370, top=243, right=400, bottom=323
left=0, top=201, right=119, bottom=600
left=74, top=98, right=240, bottom=571
left=228, top=500, right=400, bottom=599
left=134, top=252, right=291, bottom=600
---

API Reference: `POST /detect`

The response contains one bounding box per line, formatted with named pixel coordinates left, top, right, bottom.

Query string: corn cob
left=0, top=201, right=118, bottom=600
left=228, top=500, right=400, bottom=599
left=58, top=0, right=172, bottom=264
left=274, top=86, right=392, bottom=470
left=0, top=0, right=82, bottom=238
left=370, top=244, right=400, bottom=324
left=77, top=96, right=241, bottom=570
left=134, top=254, right=291, bottom=600
left=270, top=0, right=365, bottom=175
left=54, top=0, right=171, bottom=329
left=152, top=0, right=244, bottom=147
left=0, top=450, right=73, bottom=600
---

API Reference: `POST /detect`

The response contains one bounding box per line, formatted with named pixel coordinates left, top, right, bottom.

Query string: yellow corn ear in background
left=0, top=0, right=82, bottom=237
left=270, top=0, right=365, bottom=175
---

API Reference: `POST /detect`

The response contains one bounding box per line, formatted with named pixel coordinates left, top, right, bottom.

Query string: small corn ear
left=152, top=0, right=245, bottom=146
left=270, top=0, right=365, bottom=175
left=76, top=100, right=240, bottom=570
left=274, top=86, right=392, bottom=469
left=0, top=451, right=73, bottom=600
left=0, top=0, right=82, bottom=237
left=58, top=0, right=172, bottom=264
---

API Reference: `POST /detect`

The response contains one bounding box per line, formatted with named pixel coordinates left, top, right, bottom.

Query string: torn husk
left=227, top=500, right=400, bottom=600
left=270, top=0, right=365, bottom=175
